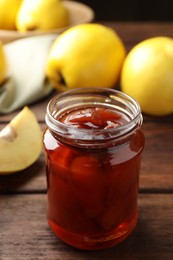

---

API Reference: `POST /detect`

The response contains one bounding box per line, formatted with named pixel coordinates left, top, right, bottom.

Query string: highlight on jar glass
left=43, top=87, right=145, bottom=250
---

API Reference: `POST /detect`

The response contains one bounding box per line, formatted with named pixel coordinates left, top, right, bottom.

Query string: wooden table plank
left=0, top=194, right=173, bottom=259
left=140, top=121, right=173, bottom=192
left=1, top=120, right=173, bottom=194
left=106, top=21, right=173, bottom=46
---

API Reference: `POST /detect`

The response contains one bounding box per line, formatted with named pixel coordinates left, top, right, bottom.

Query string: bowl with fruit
left=0, top=0, right=95, bottom=43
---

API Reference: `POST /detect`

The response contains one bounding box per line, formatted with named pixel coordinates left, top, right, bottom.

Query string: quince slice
left=0, top=106, right=42, bottom=174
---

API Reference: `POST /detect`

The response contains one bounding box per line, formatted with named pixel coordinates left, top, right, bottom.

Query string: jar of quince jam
left=43, top=87, right=145, bottom=250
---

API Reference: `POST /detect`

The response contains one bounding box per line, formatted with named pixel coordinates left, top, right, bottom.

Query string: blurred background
left=79, top=0, right=173, bottom=21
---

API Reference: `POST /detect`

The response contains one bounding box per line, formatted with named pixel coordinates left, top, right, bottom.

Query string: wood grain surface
left=1, top=194, right=173, bottom=259
left=0, top=22, right=173, bottom=259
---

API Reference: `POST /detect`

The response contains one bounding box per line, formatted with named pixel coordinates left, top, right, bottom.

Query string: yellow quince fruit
left=16, top=0, right=69, bottom=32
left=0, top=0, right=22, bottom=30
left=121, top=36, right=173, bottom=116
left=46, top=23, right=126, bottom=91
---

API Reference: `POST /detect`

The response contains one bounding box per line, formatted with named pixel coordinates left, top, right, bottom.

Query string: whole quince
left=16, top=0, right=69, bottom=32
left=46, top=23, right=126, bottom=91
left=121, top=36, right=173, bottom=116
left=0, top=41, right=7, bottom=85
left=0, top=0, right=22, bottom=30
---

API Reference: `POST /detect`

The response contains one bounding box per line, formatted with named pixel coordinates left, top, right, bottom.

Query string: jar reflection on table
left=43, top=88, right=145, bottom=250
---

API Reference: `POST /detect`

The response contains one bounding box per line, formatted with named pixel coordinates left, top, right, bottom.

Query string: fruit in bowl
left=46, top=23, right=126, bottom=91
left=0, top=1, right=95, bottom=44
left=0, top=0, right=22, bottom=30
left=16, top=0, right=69, bottom=32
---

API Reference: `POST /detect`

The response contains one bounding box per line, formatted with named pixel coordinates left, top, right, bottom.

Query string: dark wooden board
left=0, top=194, right=173, bottom=260
left=0, top=120, right=173, bottom=194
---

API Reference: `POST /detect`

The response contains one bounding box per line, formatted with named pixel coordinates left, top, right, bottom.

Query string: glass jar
left=43, top=88, right=145, bottom=250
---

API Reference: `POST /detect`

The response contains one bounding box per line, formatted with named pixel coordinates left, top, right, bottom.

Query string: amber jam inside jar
left=43, top=88, right=145, bottom=250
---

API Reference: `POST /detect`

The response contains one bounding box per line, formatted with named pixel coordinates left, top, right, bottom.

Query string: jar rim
left=45, top=88, right=143, bottom=147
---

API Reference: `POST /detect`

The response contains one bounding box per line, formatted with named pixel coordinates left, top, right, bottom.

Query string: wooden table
left=0, top=22, right=173, bottom=259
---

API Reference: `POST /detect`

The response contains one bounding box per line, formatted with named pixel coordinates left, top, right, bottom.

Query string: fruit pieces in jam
left=60, top=107, right=128, bottom=129
left=44, top=106, right=144, bottom=249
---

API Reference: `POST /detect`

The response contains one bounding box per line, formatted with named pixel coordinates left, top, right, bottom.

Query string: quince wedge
left=0, top=106, right=42, bottom=174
